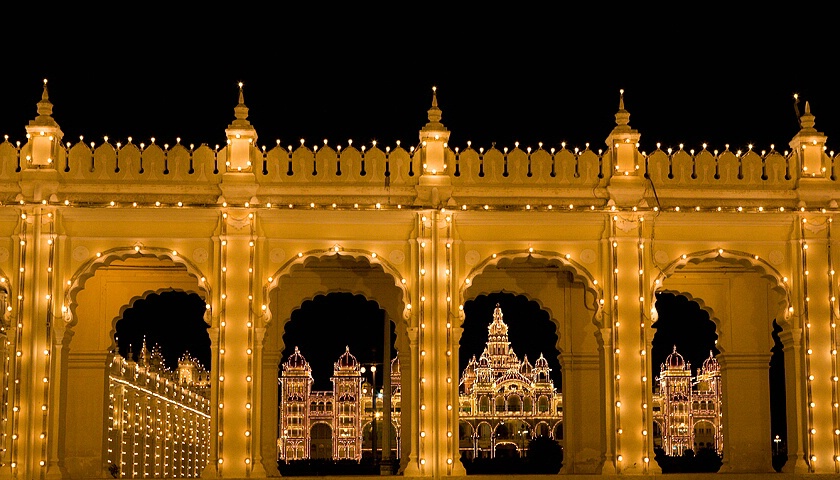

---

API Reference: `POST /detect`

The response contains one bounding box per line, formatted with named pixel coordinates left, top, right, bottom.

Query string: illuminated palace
left=278, top=346, right=401, bottom=461
left=651, top=347, right=722, bottom=456
left=1, top=78, right=838, bottom=479
left=458, top=304, right=562, bottom=459
left=107, top=340, right=212, bottom=478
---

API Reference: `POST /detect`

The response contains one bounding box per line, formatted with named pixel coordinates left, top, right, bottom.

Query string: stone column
left=612, top=228, right=650, bottom=473
left=798, top=217, right=836, bottom=473
left=717, top=352, right=774, bottom=473
left=778, top=327, right=809, bottom=473
left=215, top=211, right=254, bottom=477
left=402, top=326, right=421, bottom=476
left=559, top=352, right=604, bottom=473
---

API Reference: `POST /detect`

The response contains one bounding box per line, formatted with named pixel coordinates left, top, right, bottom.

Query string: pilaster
left=610, top=215, right=652, bottom=473
left=215, top=209, right=257, bottom=476
left=796, top=212, right=837, bottom=473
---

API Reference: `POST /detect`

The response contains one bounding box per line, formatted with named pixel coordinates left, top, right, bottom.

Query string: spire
left=605, top=88, right=641, bottom=176
left=789, top=96, right=827, bottom=176
left=224, top=81, right=258, bottom=174
left=33, top=78, right=56, bottom=124
left=614, top=88, right=630, bottom=127
left=426, top=86, right=443, bottom=127
left=229, top=81, right=252, bottom=128
left=139, top=336, right=149, bottom=366
left=799, top=101, right=816, bottom=131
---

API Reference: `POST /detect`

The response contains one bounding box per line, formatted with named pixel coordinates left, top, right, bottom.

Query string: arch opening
left=458, top=293, right=562, bottom=474
left=59, top=254, right=208, bottom=479
left=650, top=292, right=722, bottom=473
left=276, top=292, right=400, bottom=475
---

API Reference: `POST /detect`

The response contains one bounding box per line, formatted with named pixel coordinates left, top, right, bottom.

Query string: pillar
left=717, top=352, right=774, bottom=472
left=214, top=210, right=257, bottom=476
left=559, top=352, right=604, bottom=473
left=611, top=220, right=651, bottom=473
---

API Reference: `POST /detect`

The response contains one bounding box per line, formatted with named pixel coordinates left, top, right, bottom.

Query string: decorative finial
left=229, top=81, right=252, bottom=128
left=426, top=85, right=442, bottom=125
left=33, top=78, right=56, bottom=122
left=799, top=100, right=816, bottom=131
left=672, top=345, right=678, bottom=353
left=614, top=89, right=630, bottom=127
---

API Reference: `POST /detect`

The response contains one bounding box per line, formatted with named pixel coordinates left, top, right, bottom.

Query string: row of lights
left=12, top=199, right=840, bottom=216
left=14, top=133, right=837, bottom=161
left=107, top=358, right=211, bottom=477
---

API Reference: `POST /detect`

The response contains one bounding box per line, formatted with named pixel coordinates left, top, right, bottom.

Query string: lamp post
left=774, top=434, right=781, bottom=455
left=361, top=364, right=378, bottom=465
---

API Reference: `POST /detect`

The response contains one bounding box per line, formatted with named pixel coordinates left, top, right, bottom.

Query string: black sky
left=1, top=10, right=838, bottom=156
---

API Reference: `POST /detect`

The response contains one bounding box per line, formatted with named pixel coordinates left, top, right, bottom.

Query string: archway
left=654, top=251, right=789, bottom=474
left=310, top=423, right=332, bottom=459
left=460, top=250, right=603, bottom=474
left=58, top=253, right=209, bottom=479
left=262, top=252, right=410, bottom=475
left=650, top=291, right=721, bottom=470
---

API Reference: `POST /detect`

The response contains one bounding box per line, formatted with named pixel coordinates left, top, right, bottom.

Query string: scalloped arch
left=652, top=248, right=792, bottom=331
left=109, top=287, right=209, bottom=354
left=459, top=249, right=604, bottom=326
left=63, top=247, right=211, bottom=329
left=263, top=248, right=411, bottom=328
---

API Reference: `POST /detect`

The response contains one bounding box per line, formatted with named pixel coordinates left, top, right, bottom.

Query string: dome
left=520, top=354, right=533, bottom=374
left=497, top=368, right=532, bottom=385
left=488, top=303, right=509, bottom=336
left=665, top=345, right=687, bottom=370
left=702, top=351, right=720, bottom=374
left=284, top=346, right=310, bottom=371
left=534, top=353, right=549, bottom=369
left=334, top=346, right=360, bottom=371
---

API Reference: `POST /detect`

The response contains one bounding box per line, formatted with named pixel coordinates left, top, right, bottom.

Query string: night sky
left=1, top=11, right=838, bottom=156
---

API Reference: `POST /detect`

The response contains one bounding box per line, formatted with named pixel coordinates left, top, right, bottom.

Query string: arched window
left=507, top=394, right=522, bottom=412
left=537, top=395, right=549, bottom=413
left=495, top=395, right=506, bottom=412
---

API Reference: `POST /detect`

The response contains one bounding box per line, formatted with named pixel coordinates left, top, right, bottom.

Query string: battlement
left=2, top=83, right=836, bottom=210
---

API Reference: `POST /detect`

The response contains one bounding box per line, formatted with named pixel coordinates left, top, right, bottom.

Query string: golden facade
left=107, top=342, right=211, bottom=478
left=0, top=78, right=836, bottom=478
left=651, top=347, right=722, bottom=456
left=457, top=304, right=563, bottom=459
left=278, top=346, right=401, bottom=462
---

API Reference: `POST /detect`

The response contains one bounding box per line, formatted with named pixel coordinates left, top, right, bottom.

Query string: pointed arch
left=459, top=249, right=604, bottom=327
left=62, top=246, right=212, bottom=329
left=651, top=248, right=792, bottom=331
left=263, top=248, right=411, bottom=329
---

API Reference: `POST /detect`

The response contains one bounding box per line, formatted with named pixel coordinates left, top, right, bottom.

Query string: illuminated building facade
left=278, top=346, right=400, bottom=461
left=0, top=79, right=836, bottom=478
left=458, top=304, right=562, bottom=459
left=107, top=341, right=211, bottom=478
left=652, top=346, right=722, bottom=456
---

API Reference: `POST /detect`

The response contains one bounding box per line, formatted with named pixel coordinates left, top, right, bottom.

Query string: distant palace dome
left=702, top=350, right=720, bottom=374
left=334, top=345, right=360, bottom=371
left=520, top=354, right=533, bottom=375
left=664, top=345, right=688, bottom=371
left=284, top=346, right=310, bottom=372
left=534, top=353, right=549, bottom=369
left=487, top=303, right=509, bottom=336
